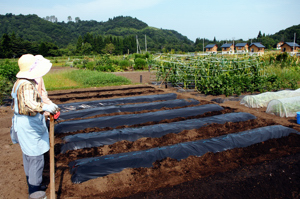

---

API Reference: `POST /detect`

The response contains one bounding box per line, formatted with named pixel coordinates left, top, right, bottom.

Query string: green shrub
left=76, top=64, right=84, bottom=69
left=134, top=53, right=145, bottom=60
left=73, top=60, right=81, bottom=66
left=0, top=61, right=19, bottom=81
left=119, top=60, right=132, bottom=70
left=112, top=59, right=120, bottom=65
left=276, top=52, right=288, bottom=62
left=145, top=52, right=150, bottom=59
left=134, top=58, right=147, bottom=70
left=95, top=65, right=116, bottom=72
left=134, top=53, right=150, bottom=60
left=86, top=61, right=95, bottom=70
left=0, top=61, right=18, bottom=104
left=108, top=65, right=116, bottom=72
left=82, top=58, right=88, bottom=67
left=95, top=65, right=104, bottom=72
left=0, top=75, right=13, bottom=105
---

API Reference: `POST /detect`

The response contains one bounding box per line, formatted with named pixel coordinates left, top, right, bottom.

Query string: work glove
left=54, top=111, right=61, bottom=119
left=42, top=103, right=59, bottom=114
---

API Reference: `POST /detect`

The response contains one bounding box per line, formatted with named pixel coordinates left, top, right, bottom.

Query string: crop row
left=150, top=56, right=296, bottom=96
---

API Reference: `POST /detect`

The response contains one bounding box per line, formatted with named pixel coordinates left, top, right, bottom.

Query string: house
left=280, top=42, right=300, bottom=54
left=249, top=43, right=265, bottom=55
left=277, top=42, right=284, bottom=50
left=235, top=43, right=249, bottom=53
left=221, top=43, right=234, bottom=54
left=205, top=44, right=218, bottom=54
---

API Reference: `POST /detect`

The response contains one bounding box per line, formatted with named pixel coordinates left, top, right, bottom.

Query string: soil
left=0, top=68, right=299, bottom=199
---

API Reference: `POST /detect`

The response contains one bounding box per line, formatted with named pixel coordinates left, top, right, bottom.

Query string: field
left=1, top=69, right=300, bottom=199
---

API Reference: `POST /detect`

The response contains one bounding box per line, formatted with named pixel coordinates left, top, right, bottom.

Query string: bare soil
left=0, top=69, right=299, bottom=199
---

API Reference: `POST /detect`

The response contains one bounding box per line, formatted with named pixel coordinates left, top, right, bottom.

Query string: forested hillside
left=0, top=13, right=77, bottom=46
left=270, top=24, right=300, bottom=44
left=0, top=13, right=193, bottom=57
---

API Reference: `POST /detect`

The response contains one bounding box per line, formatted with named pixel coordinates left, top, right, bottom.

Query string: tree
left=1, top=34, right=13, bottom=58
left=83, top=32, right=93, bottom=44
left=76, top=35, right=83, bottom=52
left=38, top=42, right=48, bottom=56
left=68, top=16, right=72, bottom=22
left=104, top=43, right=115, bottom=54
left=257, top=31, right=262, bottom=39
left=82, top=43, right=93, bottom=55
left=37, top=42, right=60, bottom=56
left=51, top=15, right=56, bottom=22
left=194, top=38, right=203, bottom=52
left=75, top=17, right=80, bottom=23
left=66, top=44, right=76, bottom=56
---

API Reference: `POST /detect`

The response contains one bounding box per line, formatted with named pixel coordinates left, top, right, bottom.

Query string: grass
left=43, top=71, right=80, bottom=90
left=265, top=65, right=300, bottom=87
left=43, top=69, right=132, bottom=91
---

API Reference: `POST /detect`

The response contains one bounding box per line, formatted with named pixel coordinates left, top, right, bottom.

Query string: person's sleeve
left=40, top=78, right=53, bottom=105
left=38, top=77, right=53, bottom=105
left=19, top=82, right=44, bottom=113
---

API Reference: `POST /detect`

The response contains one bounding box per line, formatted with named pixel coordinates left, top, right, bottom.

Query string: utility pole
left=203, top=38, right=204, bottom=54
left=136, top=35, right=139, bottom=54
left=293, top=33, right=296, bottom=53
left=136, top=35, right=142, bottom=54
left=232, top=37, right=235, bottom=54
left=145, top=34, right=147, bottom=53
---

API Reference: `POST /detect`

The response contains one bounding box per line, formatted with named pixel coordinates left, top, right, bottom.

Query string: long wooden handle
left=49, top=114, right=55, bottom=199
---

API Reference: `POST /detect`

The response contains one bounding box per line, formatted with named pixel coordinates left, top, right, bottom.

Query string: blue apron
left=11, top=80, right=49, bottom=156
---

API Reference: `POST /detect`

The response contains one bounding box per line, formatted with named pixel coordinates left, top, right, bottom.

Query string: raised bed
left=61, top=112, right=256, bottom=153
left=55, top=104, right=224, bottom=134
left=58, top=98, right=199, bottom=120
left=68, top=125, right=299, bottom=183
left=58, top=93, right=178, bottom=112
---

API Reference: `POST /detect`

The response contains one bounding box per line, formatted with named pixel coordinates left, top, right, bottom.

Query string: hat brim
left=16, top=58, right=52, bottom=79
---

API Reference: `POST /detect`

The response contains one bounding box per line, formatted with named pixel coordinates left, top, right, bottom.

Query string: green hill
left=0, top=13, right=77, bottom=46
left=269, top=24, right=300, bottom=44
left=0, top=14, right=193, bottom=52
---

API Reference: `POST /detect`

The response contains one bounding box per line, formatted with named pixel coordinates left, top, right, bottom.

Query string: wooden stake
left=49, top=114, right=55, bottom=199
left=160, top=67, right=172, bottom=88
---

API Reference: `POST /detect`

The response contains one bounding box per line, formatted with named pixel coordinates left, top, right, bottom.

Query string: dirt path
left=112, top=71, right=154, bottom=84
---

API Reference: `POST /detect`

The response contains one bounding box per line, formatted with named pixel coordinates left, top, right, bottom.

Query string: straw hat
left=16, top=54, right=52, bottom=79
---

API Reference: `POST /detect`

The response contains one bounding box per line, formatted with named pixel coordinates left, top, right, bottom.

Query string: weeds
left=44, top=69, right=131, bottom=91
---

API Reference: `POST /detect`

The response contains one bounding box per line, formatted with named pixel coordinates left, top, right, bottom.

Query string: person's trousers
left=22, top=153, right=44, bottom=194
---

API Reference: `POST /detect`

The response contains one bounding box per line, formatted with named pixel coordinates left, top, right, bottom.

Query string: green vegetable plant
left=153, top=55, right=284, bottom=96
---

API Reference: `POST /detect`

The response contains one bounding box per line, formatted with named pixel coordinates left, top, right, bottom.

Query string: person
left=10, top=54, right=59, bottom=199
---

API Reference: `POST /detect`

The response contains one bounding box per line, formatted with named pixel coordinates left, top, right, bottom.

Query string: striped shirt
left=13, top=79, right=44, bottom=116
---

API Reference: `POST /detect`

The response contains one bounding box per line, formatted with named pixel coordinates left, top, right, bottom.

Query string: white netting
left=240, top=89, right=300, bottom=108
left=266, top=96, right=300, bottom=117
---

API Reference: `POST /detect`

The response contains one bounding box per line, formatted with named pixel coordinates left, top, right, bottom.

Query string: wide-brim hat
left=16, top=54, right=52, bottom=79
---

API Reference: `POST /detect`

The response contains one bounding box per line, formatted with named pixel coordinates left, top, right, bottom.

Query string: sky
left=1, top=0, right=300, bottom=42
